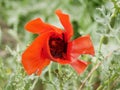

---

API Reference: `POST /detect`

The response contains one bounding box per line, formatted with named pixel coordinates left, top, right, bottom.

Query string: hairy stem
left=49, top=62, right=52, bottom=82
left=30, top=77, right=39, bottom=90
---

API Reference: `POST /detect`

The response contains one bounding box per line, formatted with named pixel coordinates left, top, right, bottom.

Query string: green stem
left=88, top=72, right=94, bottom=84
left=96, top=85, right=103, bottom=90
left=108, top=77, right=110, bottom=90
left=49, top=62, right=52, bottom=82
left=115, top=36, right=120, bottom=44
left=30, top=77, right=38, bottom=90
left=58, top=63, right=61, bottom=74
left=59, top=82, right=63, bottom=90
left=57, top=64, right=63, bottom=90
left=98, top=36, right=104, bottom=53
left=96, top=74, right=117, bottom=90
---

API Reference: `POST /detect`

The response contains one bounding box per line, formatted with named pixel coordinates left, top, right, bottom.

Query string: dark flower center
left=49, top=34, right=67, bottom=59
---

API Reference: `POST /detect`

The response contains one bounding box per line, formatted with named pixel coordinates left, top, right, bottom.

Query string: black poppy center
left=49, top=34, right=67, bottom=59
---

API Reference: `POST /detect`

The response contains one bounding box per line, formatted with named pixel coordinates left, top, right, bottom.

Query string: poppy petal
left=36, top=58, right=50, bottom=75
left=55, top=10, right=73, bottom=40
left=52, top=58, right=71, bottom=64
left=25, top=18, right=61, bottom=34
left=22, top=33, right=51, bottom=75
left=68, top=35, right=95, bottom=59
left=70, top=60, right=88, bottom=74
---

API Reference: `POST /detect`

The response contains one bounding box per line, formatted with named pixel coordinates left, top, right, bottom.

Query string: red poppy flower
left=22, top=10, right=95, bottom=75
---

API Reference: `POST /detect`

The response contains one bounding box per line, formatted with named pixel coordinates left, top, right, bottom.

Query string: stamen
left=49, top=34, right=67, bottom=59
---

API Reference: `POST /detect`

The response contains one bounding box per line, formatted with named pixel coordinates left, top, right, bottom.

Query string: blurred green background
left=0, top=0, right=120, bottom=90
